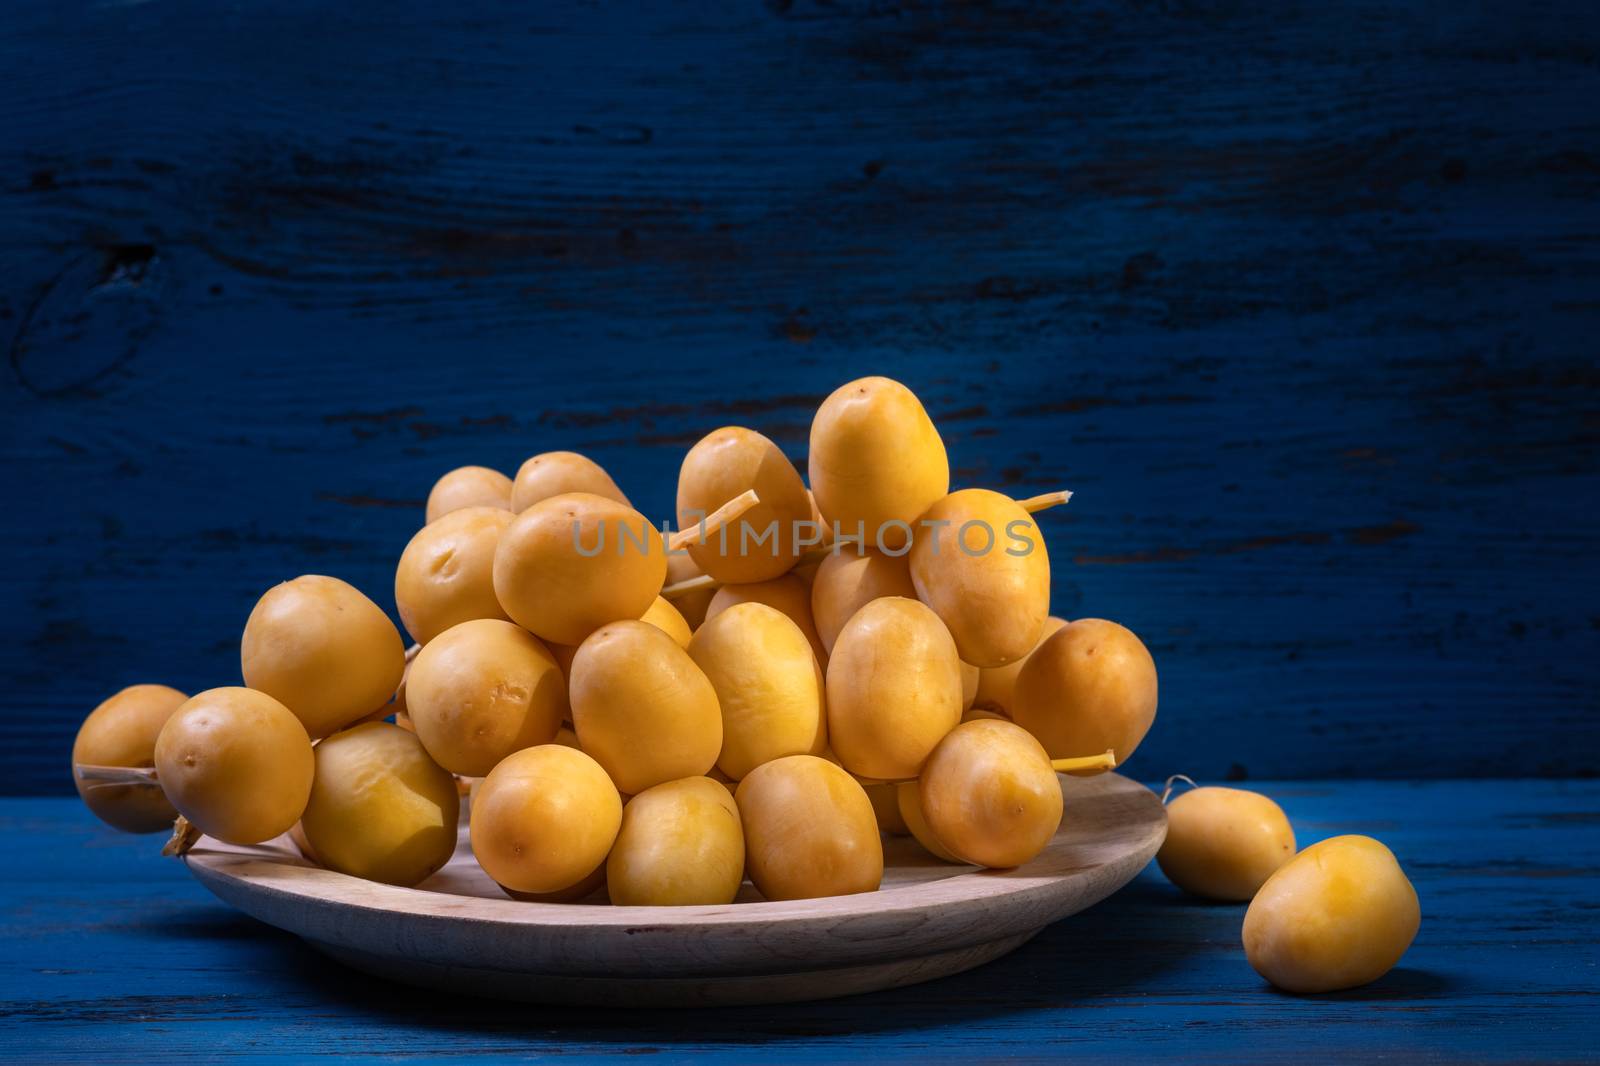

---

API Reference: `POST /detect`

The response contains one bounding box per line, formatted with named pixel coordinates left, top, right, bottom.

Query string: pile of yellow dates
left=70, top=375, right=1416, bottom=994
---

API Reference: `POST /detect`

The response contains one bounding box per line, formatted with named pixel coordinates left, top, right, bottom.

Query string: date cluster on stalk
left=70, top=375, right=1417, bottom=993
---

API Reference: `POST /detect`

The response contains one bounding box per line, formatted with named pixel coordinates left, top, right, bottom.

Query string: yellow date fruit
left=973, top=616, right=1068, bottom=716
left=394, top=506, right=514, bottom=645
left=688, top=602, right=826, bottom=780
left=825, top=597, right=962, bottom=780
left=1243, top=835, right=1420, bottom=993
left=736, top=755, right=882, bottom=901
left=426, top=465, right=513, bottom=524
left=677, top=426, right=812, bottom=584
left=607, top=777, right=745, bottom=906
left=918, top=719, right=1062, bottom=869
left=300, top=722, right=460, bottom=886
left=570, top=620, right=722, bottom=794
left=493, top=492, right=667, bottom=646
left=639, top=595, right=693, bottom=648
left=705, top=573, right=826, bottom=666
left=405, top=619, right=566, bottom=776
left=908, top=489, right=1049, bottom=669
left=808, top=376, right=948, bottom=551
left=511, top=451, right=630, bottom=512
left=1013, top=619, right=1158, bottom=770
left=894, top=782, right=963, bottom=863
left=470, top=745, right=622, bottom=896
left=1158, top=786, right=1296, bottom=901
left=810, top=547, right=917, bottom=655
left=241, top=575, right=406, bottom=739
left=72, top=684, right=188, bottom=833
left=154, top=687, right=313, bottom=844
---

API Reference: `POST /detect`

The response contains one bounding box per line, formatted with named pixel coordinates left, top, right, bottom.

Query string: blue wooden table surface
left=3, top=781, right=1595, bottom=1063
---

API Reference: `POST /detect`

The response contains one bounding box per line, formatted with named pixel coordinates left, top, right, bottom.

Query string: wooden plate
left=184, top=771, right=1165, bottom=1007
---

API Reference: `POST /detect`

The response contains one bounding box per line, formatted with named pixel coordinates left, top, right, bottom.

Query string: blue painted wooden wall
left=3, top=1, right=1596, bottom=793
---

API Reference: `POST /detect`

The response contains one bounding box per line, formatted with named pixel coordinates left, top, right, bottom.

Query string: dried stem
left=1051, top=749, right=1117, bottom=774
left=1161, top=774, right=1199, bottom=803
left=666, top=489, right=762, bottom=554
left=1017, top=489, right=1073, bottom=513
left=74, top=763, right=160, bottom=788
left=160, top=815, right=203, bottom=858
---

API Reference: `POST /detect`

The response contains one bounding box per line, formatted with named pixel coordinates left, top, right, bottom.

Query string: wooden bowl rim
left=184, top=771, right=1164, bottom=935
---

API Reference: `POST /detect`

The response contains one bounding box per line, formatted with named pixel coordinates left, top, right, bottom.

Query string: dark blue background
left=4, top=1, right=1597, bottom=793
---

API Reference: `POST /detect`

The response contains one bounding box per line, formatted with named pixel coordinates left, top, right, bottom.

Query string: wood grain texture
left=181, top=772, right=1165, bottom=1005
left=3, top=781, right=1595, bottom=1061
left=3, top=1, right=1598, bottom=791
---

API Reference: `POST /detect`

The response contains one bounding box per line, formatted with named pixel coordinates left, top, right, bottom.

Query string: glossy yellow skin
left=705, top=574, right=826, bottom=666
left=240, top=575, right=406, bottom=739
left=1013, top=619, right=1158, bottom=770
left=394, top=506, right=514, bottom=645
left=864, top=782, right=908, bottom=835
left=664, top=552, right=715, bottom=629
left=607, top=777, right=746, bottom=906
left=569, top=621, right=722, bottom=794
left=154, top=687, right=314, bottom=844
left=493, top=492, right=667, bottom=646
left=72, top=684, right=188, bottom=833
left=894, top=782, right=963, bottom=863
left=470, top=745, right=623, bottom=896
left=1158, top=787, right=1297, bottom=901
left=1244, top=835, right=1420, bottom=993
left=735, top=755, right=882, bottom=901
left=426, top=465, right=513, bottom=524
left=908, top=489, right=1050, bottom=669
left=808, top=376, right=949, bottom=551
left=405, top=619, right=566, bottom=776
left=677, top=426, right=812, bottom=584
left=974, top=616, right=1068, bottom=715
left=919, top=719, right=1063, bottom=869
left=810, top=547, right=917, bottom=654
left=688, top=603, right=827, bottom=780
left=639, top=595, right=693, bottom=648
left=300, top=722, right=460, bottom=886
left=825, top=597, right=962, bottom=780
left=511, top=450, right=631, bottom=512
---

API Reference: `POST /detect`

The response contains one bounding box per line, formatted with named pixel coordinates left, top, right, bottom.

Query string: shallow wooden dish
left=184, top=771, right=1165, bottom=1007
